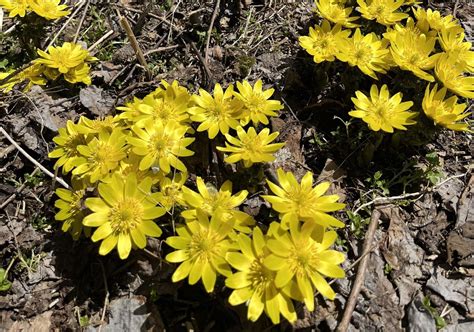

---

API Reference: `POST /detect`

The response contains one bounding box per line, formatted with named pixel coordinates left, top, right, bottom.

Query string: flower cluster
left=49, top=78, right=346, bottom=323
left=0, top=0, right=70, bottom=20
left=0, top=42, right=96, bottom=93
left=299, top=1, right=472, bottom=132
left=166, top=168, right=346, bottom=324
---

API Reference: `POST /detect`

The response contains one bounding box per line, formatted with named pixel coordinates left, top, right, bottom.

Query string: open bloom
left=182, top=178, right=254, bottom=233
left=166, top=210, right=234, bottom=292
left=73, top=128, right=127, bottom=183
left=438, top=30, right=474, bottom=72
left=156, top=172, right=188, bottom=211
left=127, top=121, right=194, bottom=173
left=435, top=54, right=474, bottom=99
left=357, top=0, right=408, bottom=26
left=264, top=222, right=345, bottom=311
left=315, top=0, right=359, bottom=28
left=389, top=30, right=439, bottom=81
left=189, top=83, right=243, bottom=139
left=262, top=169, right=345, bottom=230
left=29, top=0, right=70, bottom=20
left=83, top=174, right=165, bottom=259
left=349, top=84, right=417, bottom=133
left=217, top=126, right=285, bottom=168
left=49, top=120, right=88, bottom=173
left=54, top=179, right=89, bottom=240
left=336, top=29, right=390, bottom=79
left=35, top=42, right=93, bottom=74
left=233, top=79, right=283, bottom=125
left=225, top=227, right=297, bottom=324
left=299, top=20, right=351, bottom=63
left=422, top=84, right=471, bottom=132
left=0, top=0, right=29, bottom=17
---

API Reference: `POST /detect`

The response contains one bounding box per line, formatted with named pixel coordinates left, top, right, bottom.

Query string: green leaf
left=0, top=268, right=12, bottom=292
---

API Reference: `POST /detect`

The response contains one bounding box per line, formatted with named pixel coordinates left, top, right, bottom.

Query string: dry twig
left=337, top=209, right=381, bottom=332
left=0, top=168, right=39, bottom=210
left=205, top=0, right=221, bottom=64
left=73, top=0, right=90, bottom=44
left=0, top=126, right=69, bottom=189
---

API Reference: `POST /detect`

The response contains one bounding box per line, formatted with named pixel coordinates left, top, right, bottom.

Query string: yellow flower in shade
left=413, top=8, right=463, bottom=34
left=182, top=178, right=255, bottom=233
left=349, top=84, right=417, bottom=133
left=357, top=0, right=408, bottom=26
left=35, top=42, right=94, bottom=74
left=83, top=174, right=165, bottom=259
left=189, top=83, right=243, bottom=139
left=315, top=0, right=359, bottom=28
left=262, top=169, right=345, bottom=230
left=117, top=97, right=144, bottom=123
left=63, top=63, right=92, bottom=85
left=217, top=126, right=285, bottom=168
left=54, top=179, right=90, bottom=240
left=233, top=79, right=283, bottom=126
left=422, top=84, right=471, bottom=132
left=156, top=172, right=188, bottom=211
left=29, top=0, right=70, bottom=20
left=18, top=64, right=47, bottom=91
left=225, top=227, right=297, bottom=324
left=264, top=222, right=345, bottom=311
left=438, top=30, right=474, bottom=72
left=0, top=71, right=21, bottom=92
left=336, top=29, right=390, bottom=79
left=127, top=121, right=194, bottom=173
left=383, top=18, right=435, bottom=43
left=134, top=81, right=191, bottom=127
left=389, top=31, right=440, bottom=82
left=76, top=115, right=119, bottom=135
left=104, top=153, right=163, bottom=185
left=435, top=54, right=474, bottom=99
left=48, top=120, right=88, bottom=173
left=166, top=210, right=234, bottom=292
left=0, top=0, right=29, bottom=17
left=73, top=128, right=127, bottom=183
left=299, top=20, right=351, bottom=64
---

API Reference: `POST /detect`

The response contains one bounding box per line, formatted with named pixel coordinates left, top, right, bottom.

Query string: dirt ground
left=0, top=0, right=473, bottom=331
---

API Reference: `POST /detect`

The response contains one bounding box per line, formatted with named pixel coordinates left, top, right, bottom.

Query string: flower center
left=109, top=198, right=144, bottom=233
left=188, top=229, right=221, bottom=260
left=248, top=255, right=273, bottom=289
left=93, top=142, right=116, bottom=164
left=354, top=44, right=372, bottom=64
left=149, top=134, right=173, bottom=155
left=289, top=242, right=319, bottom=277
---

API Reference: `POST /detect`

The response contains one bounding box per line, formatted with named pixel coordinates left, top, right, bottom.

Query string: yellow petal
left=99, top=235, right=118, bottom=256
left=225, top=271, right=251, bottom=289
left=189, top=258, right=204, bottom=285
left=226, top=252, right=252, bottom=271
left=138, top=219, right=162, bottom=237
left=201, top=262, right=216, bottom=293
left=166, top=250, right=188, bottom=263
left=247, top=289, right=265, bottom=322
left=172, top=260, right=192, bottom=282
left=130, top=228, right=146, bottom=249
left=82, top=212, right=108, bottom=227
left=91, top=222, right=113, bottom=242
left=228, top=287, right=253, bottom=306
left=117, top=232, right=132, bottom=259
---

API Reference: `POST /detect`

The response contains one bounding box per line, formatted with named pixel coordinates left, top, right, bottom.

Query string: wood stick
left=337, top=209, right=381, bottom=332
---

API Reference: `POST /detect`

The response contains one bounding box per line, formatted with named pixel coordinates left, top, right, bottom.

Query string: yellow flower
left=29, top=0, right=70, bottom=20
left=73, top=128, right=127, bottom=183
left=83, top=174, right=165, bottom=259
left=422, top=84, right=471, bottom=132
left=435, top=54, right=474, bottom=99
left=264, top=222, right=345, bottom=311
left=336, top=28, right=390, bottom=79
left=189, top=83, right=243, bottom=139
left=413, top=7, right=463, bottom=34
left=225, top=227, right=297, bottom=324
left=17, top=64, right=47, bottom=91
left=156, top=172, right=188, bottom=211
left=35, top=42, right=93, bottom=74
left=54, top=179, right=90, bottom=240
left=438, top=30, right=474, bottom=72
left=389, top=31, right=439, bottom=81
left=104, top=153, right=163, bottom=185
left=48, top=120, right=88, bottom=173
left=63, top=63, right=92, bottom=85
left=217, top=126, right=285, bottom=168
left=262, top=168, right=345, bottom=230
left=315, top=0, right=359, bottom=28
left=182, top=177, right=255, bottom=233
left=383, top=17, right=435, bottom=43
left=357, top=0, right=408, bottom=26
left=117, top=97, right=144, bottom=123
left=134, top=80, right=191, bottom=127
left=299, top=20, right=351, bottom=64
left=233, top=79, right=283, bottom=125
left=0, top=70, right=21, bottom=92
left=127, top=121, right=194, bottom=173
left=349, top=84, right=417, bottom=133
left=0, top=0, right=29, bottom=17
left=76, top=115, right=119, bottom=135
left=166, top=210, right=234, bottom=292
